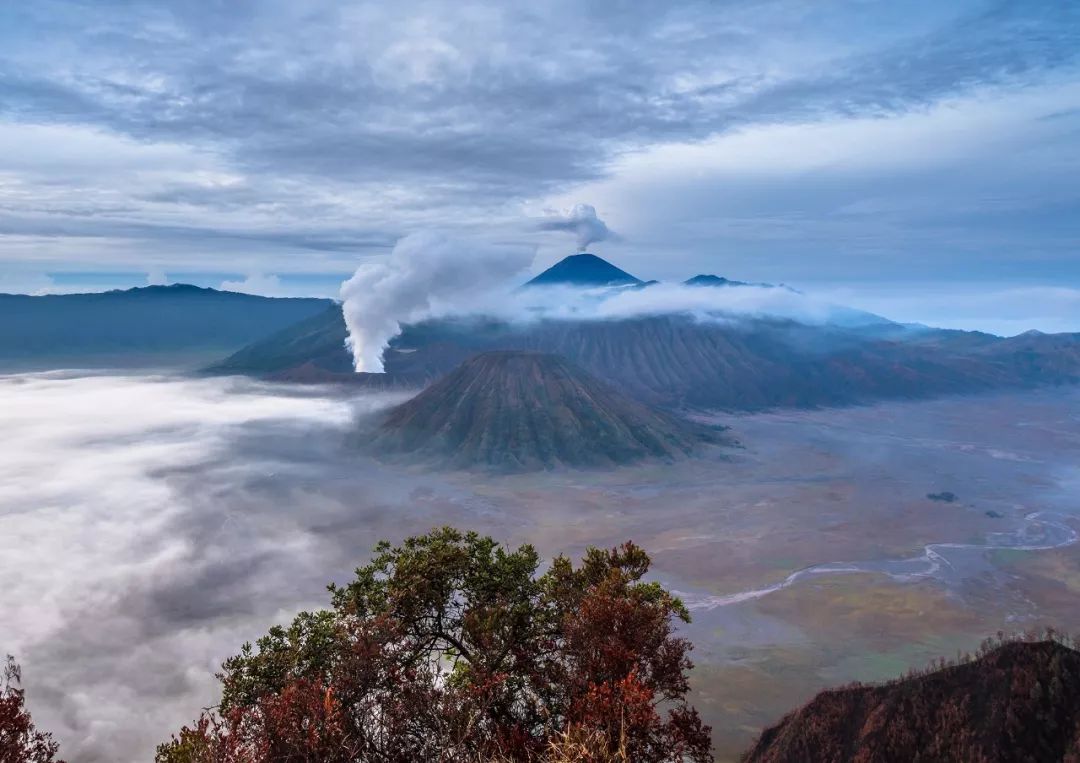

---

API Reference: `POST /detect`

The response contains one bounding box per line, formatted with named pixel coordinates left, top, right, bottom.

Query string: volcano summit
left=523, top=252, right=642, bottom=287
left=369, top=351, right=721, bottom=471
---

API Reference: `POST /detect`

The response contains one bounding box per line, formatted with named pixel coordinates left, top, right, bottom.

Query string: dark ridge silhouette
left=524, top=253, right=643, bottom=287
left=0, top=284, right=332, bottom=369
left=744, top=638, right=1080, bottom=763
left=684, top=274, right=751, bottom=287
left=369, top=351, right=722, bottom=471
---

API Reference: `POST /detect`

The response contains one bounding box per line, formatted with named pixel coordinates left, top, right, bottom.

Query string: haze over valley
left=3, top=365, right=1079, bottom=761
left=3, top=2, right=1080, bottom=761
left=4, top=245, right=1080, bottom=763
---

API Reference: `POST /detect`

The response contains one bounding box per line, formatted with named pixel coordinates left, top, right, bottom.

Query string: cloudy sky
left=1, top=0, right=1078, bottom=329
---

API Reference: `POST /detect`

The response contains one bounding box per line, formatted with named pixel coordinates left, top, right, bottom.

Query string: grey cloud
left=0, top=212, right=395, bottom=253
left=0, top=374, right=433, bottom=762
left=4, top=1, right=1076, bottom=196
left=0, top=0, right=1077, bottom=291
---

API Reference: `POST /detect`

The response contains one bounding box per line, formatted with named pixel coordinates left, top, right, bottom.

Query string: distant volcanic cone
left=524, top=253, right=642, bottom=288
left=368, top=351, right=721, bottom=471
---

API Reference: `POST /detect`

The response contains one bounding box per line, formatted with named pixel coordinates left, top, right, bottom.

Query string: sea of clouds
left=0, top=372, right=425, bottom=762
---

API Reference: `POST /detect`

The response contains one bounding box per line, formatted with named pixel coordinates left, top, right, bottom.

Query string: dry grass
left=481, top=723, right=630, bottom=763
left=542, top=724, right=629, bottom=763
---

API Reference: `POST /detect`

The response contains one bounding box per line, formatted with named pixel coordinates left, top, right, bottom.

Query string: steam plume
left=539, top=203, right=614, bottom=251
left=340, top=232, right=534, bottom=372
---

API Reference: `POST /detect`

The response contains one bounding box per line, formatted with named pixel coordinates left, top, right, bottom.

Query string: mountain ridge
left=211, top=298, right=1080, bottom=406
left=207, top=306, right=1080, bottom=411
left=0, top=284, right=332, bottom=369
left=745, top=638, right=1080, bottom=763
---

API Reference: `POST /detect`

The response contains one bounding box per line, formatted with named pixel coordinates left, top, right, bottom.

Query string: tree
left=157, top=527, right=712, bottom=762
left=1, top=656, right=65, bottom=763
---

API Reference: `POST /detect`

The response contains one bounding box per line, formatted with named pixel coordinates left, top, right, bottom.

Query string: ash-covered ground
left=2, top=372, right=1078, bottom=762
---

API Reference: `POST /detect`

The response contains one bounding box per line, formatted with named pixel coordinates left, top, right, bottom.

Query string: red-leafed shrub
left=157, top=527, right=712, bottom=762
left=1, top=656, right=64, bottom=763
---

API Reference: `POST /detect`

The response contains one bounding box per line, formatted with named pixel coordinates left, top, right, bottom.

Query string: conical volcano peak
left=524, top=253, right=642, bottom=288
left=368, top=350, right=721, bottom=471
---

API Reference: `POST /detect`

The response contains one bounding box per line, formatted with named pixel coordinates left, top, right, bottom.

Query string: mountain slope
left=524, top=253, right=643, bottom=287
left=744, top=639, right=1080, bottom=763
left=0, top=284, right=332, bottom=369
left=207, top=303, right=352, bottom=376
left=381, top=315, right=1076, bottom=409
left=211, top=306, right=1080, bottom=410
left=369, top=351, right=721, bottom=470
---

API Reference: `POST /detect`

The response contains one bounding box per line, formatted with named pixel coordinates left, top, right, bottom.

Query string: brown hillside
left=744, top=639, right=1080, bottom=763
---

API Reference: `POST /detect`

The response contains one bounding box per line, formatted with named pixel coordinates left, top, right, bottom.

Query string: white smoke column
left=340, top=231, right=534, bottom=372
left=539, top=203, right=614, bottom=251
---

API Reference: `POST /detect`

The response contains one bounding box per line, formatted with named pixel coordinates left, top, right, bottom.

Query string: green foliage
left=158, top=527, right=711, bottom=762
left=219, top=609, right=340, bottom=711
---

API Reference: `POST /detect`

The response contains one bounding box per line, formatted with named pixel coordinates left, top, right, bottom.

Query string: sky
left=0, top=0, right=1078, bottom=331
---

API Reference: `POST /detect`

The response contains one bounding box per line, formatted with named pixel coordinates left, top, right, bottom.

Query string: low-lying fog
left=3, top=372, right=1079, bottom=762
left=0, top=373, right=412, bottom=761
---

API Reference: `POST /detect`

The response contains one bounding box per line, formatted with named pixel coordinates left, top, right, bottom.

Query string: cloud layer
left=0, top=373, right=419, bottom=762
left=0, top=0, right=1076, bottom=298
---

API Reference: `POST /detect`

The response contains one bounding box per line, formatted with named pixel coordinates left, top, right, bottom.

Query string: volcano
left=206, top=247, right=1080, bottom=411
left=524, top=253, right=642, bottom=287
left=369, top=351, right=721, bottom=471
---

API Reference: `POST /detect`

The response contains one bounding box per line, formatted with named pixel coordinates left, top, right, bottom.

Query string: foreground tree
left=1, top=656, right=64, bottom=763
left=157, top=527, right=712, bottom=762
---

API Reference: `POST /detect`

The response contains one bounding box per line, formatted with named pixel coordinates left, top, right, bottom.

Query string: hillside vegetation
left=156, top=528, right=713, bottom=763
left=745, top=632, right=1080, bottom=763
